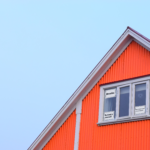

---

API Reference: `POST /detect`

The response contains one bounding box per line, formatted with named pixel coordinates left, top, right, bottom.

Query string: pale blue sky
left=0, top=1, right=150, bottom=150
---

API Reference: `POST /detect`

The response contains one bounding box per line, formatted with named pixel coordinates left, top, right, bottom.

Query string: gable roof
left=28, top=27, right=150, bottom=150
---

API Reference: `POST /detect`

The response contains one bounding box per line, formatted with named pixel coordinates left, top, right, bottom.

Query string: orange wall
left=43, top=110, right=76, bottom=150
left=79, top=41, right=150, bottom=150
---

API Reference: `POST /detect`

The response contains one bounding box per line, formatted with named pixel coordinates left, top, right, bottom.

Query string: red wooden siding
left=43, top=110, right=76, bottom=150
left=79, top=41, right=150, bottom=150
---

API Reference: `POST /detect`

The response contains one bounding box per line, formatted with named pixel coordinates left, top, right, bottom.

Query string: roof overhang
left=28, top=27, right=150, bottom=150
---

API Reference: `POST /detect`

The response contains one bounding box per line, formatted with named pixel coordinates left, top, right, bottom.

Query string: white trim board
left=28, top=27, right=150, bottom=150
left=74, top=100, right=82, bottom=150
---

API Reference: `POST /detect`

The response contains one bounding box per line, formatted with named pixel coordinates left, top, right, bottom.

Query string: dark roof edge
left=127, top=26, right=150, bottom=42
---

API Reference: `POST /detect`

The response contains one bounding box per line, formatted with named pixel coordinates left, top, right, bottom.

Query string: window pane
left=104, top=89, right=116, bottom=120
left=119, top=86, right=129, bottom=117
left=135, top=83, right=146, bottom=115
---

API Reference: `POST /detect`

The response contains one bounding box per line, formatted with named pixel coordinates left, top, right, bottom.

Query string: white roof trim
left=28, top=27, right=150, bottom=150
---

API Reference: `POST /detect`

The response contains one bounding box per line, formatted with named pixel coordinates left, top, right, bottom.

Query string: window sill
left=97, top=115, right=150, bottom=126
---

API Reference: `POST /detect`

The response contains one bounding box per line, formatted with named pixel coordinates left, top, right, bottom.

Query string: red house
left=28, top=27, right=150, bottom=150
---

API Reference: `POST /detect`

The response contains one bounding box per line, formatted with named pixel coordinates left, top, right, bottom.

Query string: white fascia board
left=30, top=105, right=76, bottom=150
left=28, top=28, right=150, bottom=150
left=127, top=29, right=150, bottom=51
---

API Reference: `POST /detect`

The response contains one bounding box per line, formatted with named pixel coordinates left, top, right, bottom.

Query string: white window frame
left=98, top=76, right=150, bottom=126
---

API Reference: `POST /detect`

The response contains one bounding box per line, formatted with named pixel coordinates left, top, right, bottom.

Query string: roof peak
left=127, top=26, right=150, bottom=42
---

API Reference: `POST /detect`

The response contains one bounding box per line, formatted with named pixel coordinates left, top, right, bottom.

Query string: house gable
left=28, top=27, right=150, bottom=150
left=79, top=41, right=150, bottom=150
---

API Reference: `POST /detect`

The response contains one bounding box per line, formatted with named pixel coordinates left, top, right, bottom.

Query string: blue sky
left=0, top=1, right=150, bottom=150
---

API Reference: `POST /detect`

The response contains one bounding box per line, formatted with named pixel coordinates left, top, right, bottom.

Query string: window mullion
left=131, top=84, right=135, bottom=117
left=129, top=84, right=132, bottom=117
left=116, top=87, right=119, bottom=120
left=146, top=81, right=149, bottom=116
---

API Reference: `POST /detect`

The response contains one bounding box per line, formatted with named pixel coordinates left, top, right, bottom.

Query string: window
left=104, top=88, right=116, bottom=120
left=98, top=76, right=150, bottom=125
left=119, top=86, right=130, bottom=117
